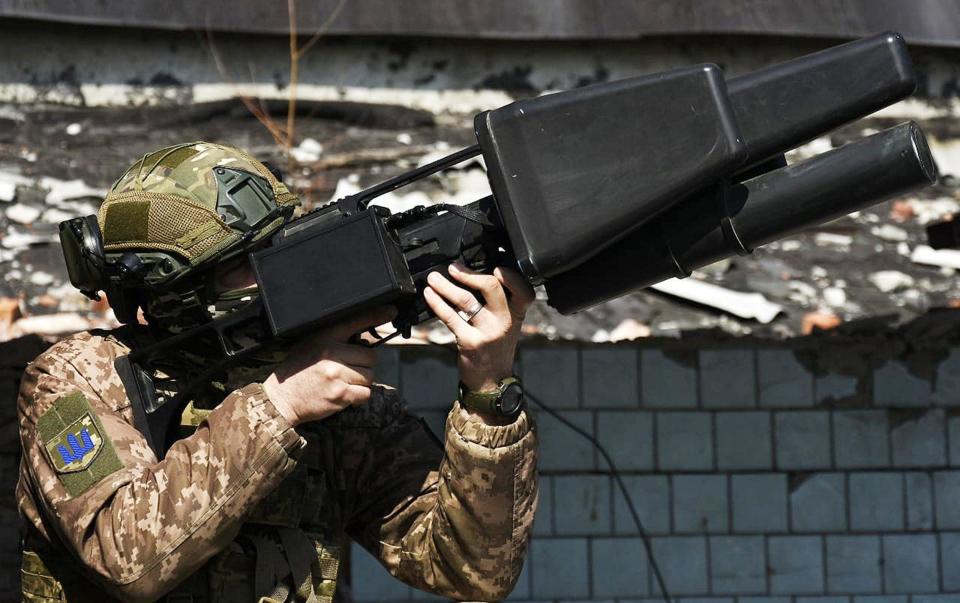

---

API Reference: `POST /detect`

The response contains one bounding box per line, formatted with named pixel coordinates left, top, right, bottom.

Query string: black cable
left=426, top=341, right=672, bottom=602
left=523, top=389, right=672, bottom=602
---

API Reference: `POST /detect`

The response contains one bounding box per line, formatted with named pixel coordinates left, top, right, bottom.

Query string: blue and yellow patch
left=43, top=412, right=103, bottom=472
left=37, top=392, right=123, bottom=496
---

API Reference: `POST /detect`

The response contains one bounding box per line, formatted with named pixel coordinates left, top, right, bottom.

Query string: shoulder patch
left=37, top=392, right=124, bottom=497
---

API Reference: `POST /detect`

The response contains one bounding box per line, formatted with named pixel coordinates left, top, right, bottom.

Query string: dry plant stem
left=202, top=0, right=347, bottom=169
left=203, top=29, right=288, bottom=147
left=285, top=0, right=349, bottom=172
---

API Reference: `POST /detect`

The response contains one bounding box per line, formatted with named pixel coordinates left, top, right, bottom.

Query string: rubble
left=289, top=137, right=323, bottom=163
left=869, top=270, right=916, bottom=293
left=4, top=203, right=40, bottom=224
left=871, top=224, right=909, bottom=242
left=912, top=245, right=960, bottom=270
left=650, top=278, right=783, bottom=324
left=0, top=98, right=955, bottom=343
left=39, top=177, right=106, bottom=205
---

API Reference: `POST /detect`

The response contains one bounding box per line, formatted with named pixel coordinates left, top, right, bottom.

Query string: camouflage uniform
left=17, top=142, right=539, bottom=602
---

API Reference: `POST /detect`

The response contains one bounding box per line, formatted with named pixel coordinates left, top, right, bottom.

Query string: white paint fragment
left=607, top=318, right=651, bottom=342
left=0, top=181, right=15, bottom=203
left=39, top=177, right=107, bottom=205
left=815, top=232, right=853, bottom=247
left=28, top=271, right=54, bottom=286
left=823, top=287, right=847, bottom=308
left=869, top=270, right=915, bottom=293
left=787, top=281, right=817, bottom=304
left=41, top=208, right=78, bottom=224
left=5, top=203, right=41, bottom=224
left=650, top=277, right=783, bottom=324
left=396, top=133, right=413, bottom=145
left=289, top=137, right=323, bottom=163
left=911, top=245, right=960, bottom=270
left=906, top=197, right=960, bottom=225
left=780, top=240, right=803, bottom=252
left=871, top=224, right=909, bottom=242
left=1, top=231, right=58, bottom=248
left=65, top=123, right=82, bottom=136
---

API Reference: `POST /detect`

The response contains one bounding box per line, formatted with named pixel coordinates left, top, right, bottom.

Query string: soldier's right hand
left=263, top=307, right=395, bottom=426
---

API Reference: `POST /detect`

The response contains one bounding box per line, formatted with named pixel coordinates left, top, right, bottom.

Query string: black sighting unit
left=74, top=32, right=937, bottom=456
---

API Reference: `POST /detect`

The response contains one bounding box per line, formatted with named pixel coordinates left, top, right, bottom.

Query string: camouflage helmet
left=96, top=141, right=299, bottom=327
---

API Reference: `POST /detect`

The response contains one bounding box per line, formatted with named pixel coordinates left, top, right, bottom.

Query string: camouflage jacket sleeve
left=345, top=389, right=538, bottom=601
left=17, top=335, right=305, bottom=603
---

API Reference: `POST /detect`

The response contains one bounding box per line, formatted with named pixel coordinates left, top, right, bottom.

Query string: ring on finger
left=457, top=302, right=484, bottom=323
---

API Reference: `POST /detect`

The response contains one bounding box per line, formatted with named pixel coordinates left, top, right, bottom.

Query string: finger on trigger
left=328, top=342, right=378, bottom=368
left=329, top=306, right=396, bottom=342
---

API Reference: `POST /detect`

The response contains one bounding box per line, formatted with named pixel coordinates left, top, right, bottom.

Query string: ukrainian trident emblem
left=44, top=413, right=104, bottom=473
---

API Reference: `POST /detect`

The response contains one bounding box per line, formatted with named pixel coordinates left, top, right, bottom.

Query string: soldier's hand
left=424, top=263, right=535, bottom=392
left=263, top=307, right=395, bottom=426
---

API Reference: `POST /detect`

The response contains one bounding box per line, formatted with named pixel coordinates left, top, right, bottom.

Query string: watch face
left=498, top=382, right=524, bottom=415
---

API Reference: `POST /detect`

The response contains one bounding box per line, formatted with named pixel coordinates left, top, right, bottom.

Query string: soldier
left=17, top=142, right=539, bottom=602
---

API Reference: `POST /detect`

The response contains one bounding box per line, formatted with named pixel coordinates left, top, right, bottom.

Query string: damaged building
left=1, top=1, right=960, bottom=601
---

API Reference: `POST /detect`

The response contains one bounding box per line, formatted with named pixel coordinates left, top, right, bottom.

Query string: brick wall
left=352, top=323, right=960, bottom=603
left=3, top=323, right=960, bottom=603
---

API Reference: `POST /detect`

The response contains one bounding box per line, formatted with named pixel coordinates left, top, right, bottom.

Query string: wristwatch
left=458, top=377, right=525, bottom=418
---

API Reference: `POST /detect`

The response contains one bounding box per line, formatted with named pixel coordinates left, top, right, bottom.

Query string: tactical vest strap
left=21, top=550, right=65, bottom=602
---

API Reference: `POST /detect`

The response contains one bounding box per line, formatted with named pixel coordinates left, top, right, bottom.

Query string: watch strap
left=459, top=377, right=520, bottom=416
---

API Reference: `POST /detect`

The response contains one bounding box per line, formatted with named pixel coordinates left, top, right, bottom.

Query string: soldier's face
left=213, top=257, right=258, bottom=292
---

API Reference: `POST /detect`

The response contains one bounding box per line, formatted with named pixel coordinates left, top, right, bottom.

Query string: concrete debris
left=822, top=287, right=847, bottom=308
left=651, top=277, right=783, bottom=324
left=0, top=181, right=14, bottom=203
left=929, top=136, right=960, bottom=177
left=0, top=96, right=954, bottom=342
left=27, top=271, right=54, bottom=286
left=5, top=203, right=41, bottom=224
left=912, top=245, right=960, bottom=270
left=606, top=318, right=651, bottom=342
left=0, top=170, right=34, bottom=202
left=905, top=197, right=960, bottom=224
left=41, top=207, right=78, bottom=224
left=815, top=232, right=853, bottom=247
left=787, top=136, right=833, bottom=160
left=871, top=224, right=909, bottom=242
left=289, top=137, right=323, bottom=163
left=869, top=270, right=916, bottom=293
left=38, top=177, right=106, bottom=205
left=788, top=281, right=817, bottom=305
left=1, top=231, right=58, bottom=249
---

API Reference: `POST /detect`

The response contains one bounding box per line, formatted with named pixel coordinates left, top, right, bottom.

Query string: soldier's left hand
left=424, top=262, right=535, bottom=393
